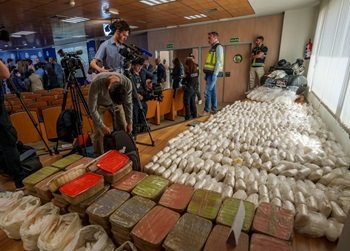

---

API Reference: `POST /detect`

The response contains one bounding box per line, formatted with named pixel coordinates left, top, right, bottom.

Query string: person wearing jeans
left=200, top=31, right=224, bottom=116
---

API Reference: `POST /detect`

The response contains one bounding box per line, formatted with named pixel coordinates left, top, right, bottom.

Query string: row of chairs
left=8, top=87, right=185, bottom=147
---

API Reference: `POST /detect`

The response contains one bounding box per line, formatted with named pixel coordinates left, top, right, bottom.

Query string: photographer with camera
left=88, top=72, right=133, bottom=157
left=130, top=58, right=157, bottom=134
left=90, top=20, right=130, bottom=73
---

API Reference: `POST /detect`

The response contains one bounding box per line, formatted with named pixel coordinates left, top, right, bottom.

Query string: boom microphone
left=140, top=48, right=152, bottom=57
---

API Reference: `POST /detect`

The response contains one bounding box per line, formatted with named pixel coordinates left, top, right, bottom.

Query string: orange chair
left=9, top=98, right=33, bottom=105
left=34, top=90, right=49, bottom=94
left=10, top=111, right=43, bottom=143
left=24, top=93, right=42, bottom=100
left=161, top=89, right=175, bottom=121
left=26, top=101, right=48, bottom=119
left=42, top=106, right=62, bottom=140
left=5, top=93, right=16, bottom=99
left=41, top=92, right=57, bottom=97
left=174, top=87, right=186, bottom=117
left=37, top=96, right=56, bottom=104
left=146, top=100, right=160, bottom=125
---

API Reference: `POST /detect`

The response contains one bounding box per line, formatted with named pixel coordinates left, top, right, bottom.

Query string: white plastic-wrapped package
left=235, top=179, right=246, bottom=192
left=20, top=202, right=60, bottom=251
left=162, top=169, right=172, bottom=179
left=0, top=195, right=41, bottom=239
left=149, top=163, right=160, bottom=175
left=259, top=196, right=270, bottom=205
left=185, top=175, right=197, bottom=187
left=306, top=196, right=319, bottom=212
left=221, top=185, right=234, bottom=200
left=155, top=166, right=166, bottom=176
left=270, top=197, right=282, bottom=207
left=307, top=169, right=323, bottom=182
left=325, top=218, right=344, bottom=242
left=329, top=178, right=350, bottom=189
left=282, top=200, right=296, bottom=214
left=194, top=179, right=207, bottom=190
left=0, top=191, right=24, bottom=218
left=295, top=211, right=328, bottom=238
left=295, top=204, right=309, bottom=227
left=63, top=225, right=115, bottom=251
left=295, top=192, right=306, bottom=205
left=232, top=190, right=248, bottom=200
left=246, top=193, right=259, bottom=208
left=247, top=181, right=258, bottom=196
left=330, top=201, right=347, bottom=223
left=38, top=213, right=82, bottom=251
left=176, top=173, right=190, bottom=185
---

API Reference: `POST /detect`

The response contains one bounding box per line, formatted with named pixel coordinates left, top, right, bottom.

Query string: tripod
left=53, top=68, right=91, bottom=155
left=6, top=78, right=53, bottom=155
left=124, top=68, right=155, bottom=147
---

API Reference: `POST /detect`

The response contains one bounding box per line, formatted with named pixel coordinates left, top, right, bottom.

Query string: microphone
left=140, top=48, right=152, bottom=57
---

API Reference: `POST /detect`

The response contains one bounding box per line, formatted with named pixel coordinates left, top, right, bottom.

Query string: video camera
left=143, top=83, right=163, bottom=102
left=57, top=49, right=84, bottom=72
left=120, top=43, right=163, bottom=102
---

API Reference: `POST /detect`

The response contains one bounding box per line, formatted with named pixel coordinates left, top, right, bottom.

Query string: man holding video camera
left=130, top=58, right=157, bottom=134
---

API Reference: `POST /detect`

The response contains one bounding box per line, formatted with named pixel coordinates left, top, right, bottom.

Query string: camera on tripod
left=143, top=83, right=163, bottom=102
left=120, top=43, right=163, bottom=102
left=57, top=49, right=84, bottom=72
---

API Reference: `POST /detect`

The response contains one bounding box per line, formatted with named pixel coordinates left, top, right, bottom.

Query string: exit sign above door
left=230, top=37, right=239, bottom=43
left=166, top=43, right=174, bottom=49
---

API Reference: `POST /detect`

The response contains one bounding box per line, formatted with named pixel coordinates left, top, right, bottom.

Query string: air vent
left=204, top=8, right=218, bottom=13
left=50, top=15, right=68, bottom=20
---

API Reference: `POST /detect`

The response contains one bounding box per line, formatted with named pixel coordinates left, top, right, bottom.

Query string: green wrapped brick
left=23, top=166, right=59, bottom=191
left=216, top=198, right=256, bottom=233
left=87, top=189, right=130, bottom=226
left=163, top=213, right=212, bottom=251
left=51, top=154, right=83, bottom=169
left=187, top=189, right=222, bottom=220
left=131, top=175, right=169, bottom=202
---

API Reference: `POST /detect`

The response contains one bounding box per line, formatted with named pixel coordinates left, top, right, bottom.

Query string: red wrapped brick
left=131, top=206, right=180, bottom=251
left=111, top=171, right=148, bottom=192
left=250, top=233, right=292, bottom=251
left=159, top=183, right=194, bottom=213
left=252, top=202, right=294, bottom=241
left=204, top=225, right=249, bottom=251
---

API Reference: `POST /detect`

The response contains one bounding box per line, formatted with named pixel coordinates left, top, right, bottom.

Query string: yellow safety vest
left=203, top=43, right=223, bottom=75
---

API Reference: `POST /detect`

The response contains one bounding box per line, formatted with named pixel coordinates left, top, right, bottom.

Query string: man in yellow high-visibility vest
left=200, top=31, right=224, bottom=116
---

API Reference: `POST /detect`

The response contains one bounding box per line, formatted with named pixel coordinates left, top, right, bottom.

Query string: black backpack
left=56, top=109, right=81, bottom=143
left=103, top=130, right=141, bottom=171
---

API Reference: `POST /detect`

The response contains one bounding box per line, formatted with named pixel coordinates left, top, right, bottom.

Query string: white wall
left=279, top=5, right=319, bottom=70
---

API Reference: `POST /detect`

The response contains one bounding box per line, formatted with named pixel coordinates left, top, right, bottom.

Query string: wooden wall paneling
left=147, top=14, right=284, bottom=72
left=223, top=44, right=252, bottom=102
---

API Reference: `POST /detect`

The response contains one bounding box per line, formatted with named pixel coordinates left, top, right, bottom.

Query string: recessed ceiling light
left=129, top=25, right=139, bottom=29
left=140, top=0, right=175, bottom=7
left=10, top=34, right=22, bottom=38
left=184, top=14, right=207, bottom=20
left=4, top=45, right=8, bottom=47
left=62, top=17, right=90, bottom=23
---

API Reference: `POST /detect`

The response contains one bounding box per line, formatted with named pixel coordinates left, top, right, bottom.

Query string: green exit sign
left=166, top=43, right=174, bottom=49
left=230, top=37, right=239, bottom=43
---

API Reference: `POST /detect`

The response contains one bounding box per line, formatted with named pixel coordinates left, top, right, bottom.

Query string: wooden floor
left=0, top=115, right=338, bottom=251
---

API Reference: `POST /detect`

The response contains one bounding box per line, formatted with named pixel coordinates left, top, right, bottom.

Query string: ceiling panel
left=0, top=0, right=319, bottom=51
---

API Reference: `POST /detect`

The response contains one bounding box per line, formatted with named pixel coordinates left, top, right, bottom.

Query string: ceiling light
left=62, top=17, right=90, bottom=23
left=10, top=34, right=22, bottom=38
left=140, top=0, right=175, bottom=7
left=129, top=25, right=139, bottom=29
left=72, top=35, right=87, bottom=38
left=184, top=14, right=207, bottom=20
